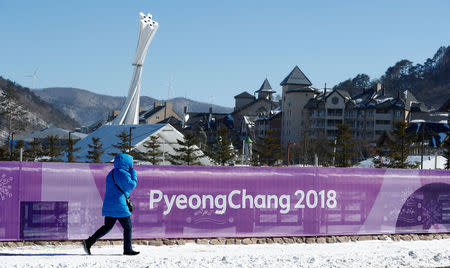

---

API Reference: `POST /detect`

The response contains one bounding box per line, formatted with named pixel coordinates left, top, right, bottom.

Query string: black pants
left=87, top=216, right=132, bottom=251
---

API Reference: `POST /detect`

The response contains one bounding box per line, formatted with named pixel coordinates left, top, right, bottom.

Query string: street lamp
left=286, top=142, right=296, bottom=166
left=129, top=127, right=136, bottom=153
left=9, top=132, right=14, bottom=159
left=67, top=131, right=75, bottom=162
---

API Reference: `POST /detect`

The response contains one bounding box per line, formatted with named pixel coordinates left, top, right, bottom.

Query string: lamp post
left=67, top=131, right=75, bottom=162
left=286, top=142, right=296, bottom=166
left=9, top=132, right=14, bottom=159
left=129, top=127, right=136, bottom=153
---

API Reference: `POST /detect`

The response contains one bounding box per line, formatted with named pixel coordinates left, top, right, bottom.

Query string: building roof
left=184, top=112, right=230, bottom=131
left=256, top=79, right=275, bottom=93
left=406, top=122, right=450, bottom=147
left=17, top=125, right=87, bottom=142
left=334, top=89, right=351, bottom=100
left=234, top=91, right=254, bottom=99
left=139, top=105, right=165, bottom=120
left=280, top=66, right=312, bottom=86
left=410, top=102, right=428, bottom=113
left=304, top=89, right=351, bottom=109
left=254, top=107, right=282, bottom=122
left=231, top=98, right=276, bottom=115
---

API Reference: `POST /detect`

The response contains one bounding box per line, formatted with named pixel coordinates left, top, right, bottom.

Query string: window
left=376, top=120, right=391, bottom=125
left=327, top=109, right=343, bottom=116
left=327, top=119, right=343, bottom=126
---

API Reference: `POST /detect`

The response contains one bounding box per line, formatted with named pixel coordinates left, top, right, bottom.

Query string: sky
left=1, top=0, right=449, bottom=108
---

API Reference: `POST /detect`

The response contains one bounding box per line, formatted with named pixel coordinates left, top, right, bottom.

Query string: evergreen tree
left=141, top=135, right=162, bottom=165
left=310, top=131, right=334, bottom=166
left=87, top=137, right=104, bottom=163
left=209, top=128, right=235, bottom=166
left=65, top=135, right=80, bottom=162
left=43, top=135, right=62, bottom=161
left=109, top=130, right=131, bottom=157
left=0, top=84, right=26, bottom=156
left=334, top=124, right=355, bottom=167
left=375, top=121, right=419, bottom=169
left=25, top=138, right=43, bottom=161
left=0, top=145, right=9, bottom=160
left=252, top=129, right=282, bottom=166
left=444, top=134, right=450, bottom=170
left=169, top=132, right=204, bottom=165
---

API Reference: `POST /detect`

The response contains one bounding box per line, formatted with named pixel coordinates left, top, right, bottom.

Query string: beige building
left=139, top=101, right=183, bottom=124
left=232, top=79, right=278, bottom=139
left=280, top=66, right=319, bottom=147
left=304, top=86, right=421, bottom=142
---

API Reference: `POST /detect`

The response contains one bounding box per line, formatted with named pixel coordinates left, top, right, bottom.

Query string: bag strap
left=111, top=169, right=129, bottom=199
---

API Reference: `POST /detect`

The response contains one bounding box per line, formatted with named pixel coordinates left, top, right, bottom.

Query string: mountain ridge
left=33, top=87, right=234, bottom=126
left=0, top=77, right=80, bottom=142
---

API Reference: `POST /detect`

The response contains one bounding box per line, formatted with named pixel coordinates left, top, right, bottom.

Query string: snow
left=356, top=155, right=448, bottom=169
left=1, top=238, right=450, bottom=267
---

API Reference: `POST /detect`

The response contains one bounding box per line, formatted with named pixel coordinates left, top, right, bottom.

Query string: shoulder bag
left=111, top=169, right=134, bottom=213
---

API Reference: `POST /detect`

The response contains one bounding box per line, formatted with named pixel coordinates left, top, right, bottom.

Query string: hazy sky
left=1, top=0, right=449, bottom=108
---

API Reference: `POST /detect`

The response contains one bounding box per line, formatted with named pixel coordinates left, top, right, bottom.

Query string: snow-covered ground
left=356, top=155, right=448, bottom=169
left=1, top=238, right=450, bottom=268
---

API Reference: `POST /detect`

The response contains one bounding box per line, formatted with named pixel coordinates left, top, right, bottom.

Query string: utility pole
left=9, top=132, right=14, bottom=159
left=129, top=127, right=136, bottom=153
left=420, top=124, right=425, bottom=169
left=68, top=131, right=73, bottom=162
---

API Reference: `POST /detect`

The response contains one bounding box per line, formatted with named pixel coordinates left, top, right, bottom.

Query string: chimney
left=209, top=107, right=213, bottom=115
left=324, top=83, right=327, bottom=97
left=184, top=106, right=188, bottom=115
left=164, top=101, right=167, bottom=119
left=165, top=101, right=173, bottom=110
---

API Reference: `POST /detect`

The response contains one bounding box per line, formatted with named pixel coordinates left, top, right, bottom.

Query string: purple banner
left=0, top=162, right=449, bottom=241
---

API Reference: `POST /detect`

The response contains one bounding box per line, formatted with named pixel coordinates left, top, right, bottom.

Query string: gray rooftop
left=280, top=66, right=312, bottom=86
left=234, top=91, right=254, bottom=99
left=18, top=125, right=87, bottom=142
left=256, top=78, right=275, bottom=93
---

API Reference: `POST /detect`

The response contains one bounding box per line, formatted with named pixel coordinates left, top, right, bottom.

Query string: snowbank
left=356, top=155, right=448, bottom=169
left=1, top=238, right=450, bottom=267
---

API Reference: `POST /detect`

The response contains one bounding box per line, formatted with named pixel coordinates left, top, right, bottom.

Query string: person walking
left=83, top=154, right=139, bottom=255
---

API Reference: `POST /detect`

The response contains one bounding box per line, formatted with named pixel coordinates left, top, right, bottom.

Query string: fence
left=0, top=161, right=449, bottom=241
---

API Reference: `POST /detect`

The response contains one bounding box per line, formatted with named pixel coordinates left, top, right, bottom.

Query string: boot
left=82, top=239, right=92, bottom=255
left=123, top=250, right=140, bottom=255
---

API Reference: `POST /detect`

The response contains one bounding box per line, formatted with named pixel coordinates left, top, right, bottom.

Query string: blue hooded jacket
left=102, top=154, right=138, bottom=217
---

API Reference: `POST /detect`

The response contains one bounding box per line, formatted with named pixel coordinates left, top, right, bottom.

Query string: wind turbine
left=166, top=75, right=174, bottom=100
left=25, top=68, right=39, bottom=89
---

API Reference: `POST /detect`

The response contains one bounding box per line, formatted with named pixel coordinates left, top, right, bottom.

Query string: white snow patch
left=356, top=155, right=448, bottom=169
left=1, top=239, right=450, bottom=267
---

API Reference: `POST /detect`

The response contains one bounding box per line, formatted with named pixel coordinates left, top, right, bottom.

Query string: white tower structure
left=113, top=12, right=159, bottom=125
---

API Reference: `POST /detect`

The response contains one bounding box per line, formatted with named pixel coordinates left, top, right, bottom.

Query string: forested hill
left=0, top=77, right=80, bottom=142
left=333, top=46, right=450, bottom=109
